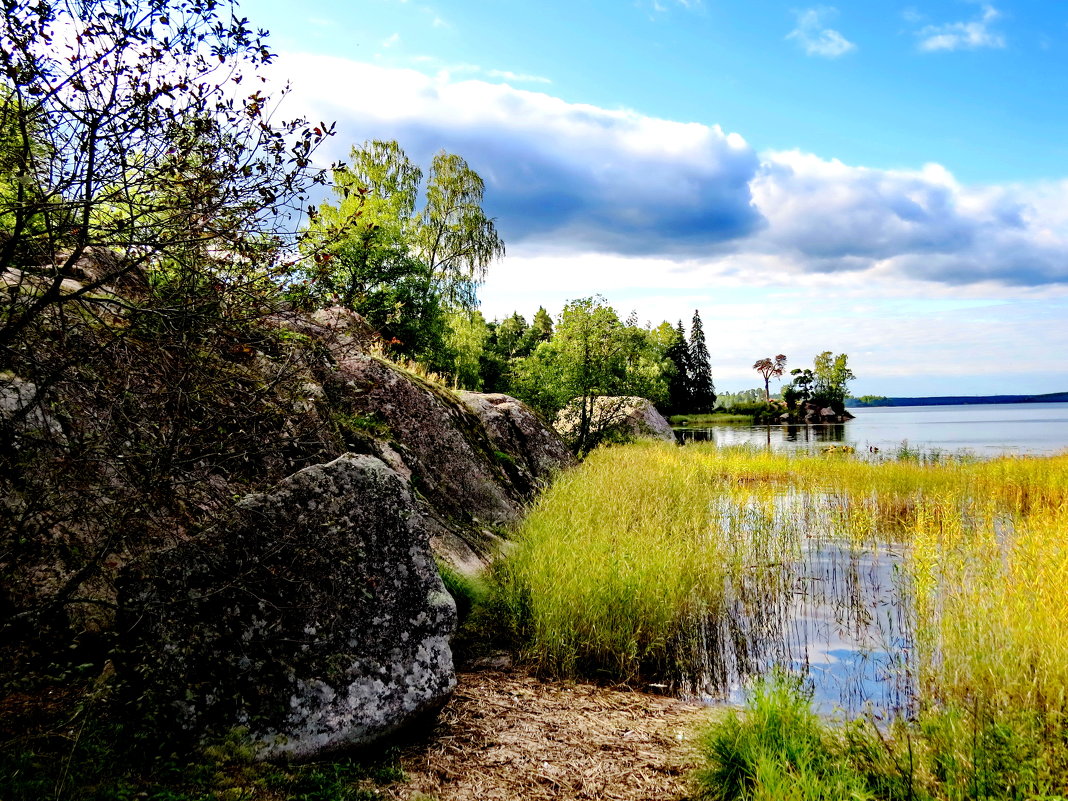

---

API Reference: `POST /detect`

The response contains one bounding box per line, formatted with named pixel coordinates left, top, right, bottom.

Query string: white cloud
left=484, top=69, right=552, bottom=85
left=273, top=55, right=1068, bottom=289
left=278, top=55, right=763, bottom=255
left=381, top=33, right=400, bottom=49
left=787, top=7, right=857, bottom=58
left=916, top=3, right=1005, bottom=52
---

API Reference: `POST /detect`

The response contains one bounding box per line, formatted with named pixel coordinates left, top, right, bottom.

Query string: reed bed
left=491, top=440, right=1068, bottom=796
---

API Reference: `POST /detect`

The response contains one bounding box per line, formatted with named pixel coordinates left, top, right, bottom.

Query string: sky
left=246, top=0, right=1068, bottom=396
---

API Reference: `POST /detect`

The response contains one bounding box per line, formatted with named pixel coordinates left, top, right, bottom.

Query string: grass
left=0, top=710, right=409, bottom=801
left=490, top=440, right=1068, bottom=797
left=670, top=413, right=755, bottom=426
left=692, top=675, right=874, bottom=801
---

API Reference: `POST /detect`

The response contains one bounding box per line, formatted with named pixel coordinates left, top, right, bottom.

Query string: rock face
left=457, top=392, right=575, bottom=498
left=119, top=454, right=456, bottom=761
left=554, top=396, right=675, bottom=447
left=325, top=353, right=573, bottom=531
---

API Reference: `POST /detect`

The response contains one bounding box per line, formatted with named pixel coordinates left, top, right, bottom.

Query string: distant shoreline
left=846, top=391, right=1068, bottom=408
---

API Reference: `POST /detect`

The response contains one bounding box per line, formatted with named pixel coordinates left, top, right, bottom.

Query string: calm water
left=676, top=402, right=1068, bottom=457
left=682, top=494, right=913, bottom=718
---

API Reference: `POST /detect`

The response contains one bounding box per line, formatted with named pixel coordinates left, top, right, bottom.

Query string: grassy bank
left=670, top=413, right=754, bottom=426
left=491, top=441, right=1068, bottom=797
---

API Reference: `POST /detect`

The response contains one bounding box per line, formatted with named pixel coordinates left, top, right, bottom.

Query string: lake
left=676, top=402, right=1068, bottom=457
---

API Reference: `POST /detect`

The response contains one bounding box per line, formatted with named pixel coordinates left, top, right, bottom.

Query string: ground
left=391, top=667, right=712, bottom=801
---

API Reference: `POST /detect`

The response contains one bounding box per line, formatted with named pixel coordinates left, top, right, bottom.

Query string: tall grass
left=493, top=440, right=1068, bottom=795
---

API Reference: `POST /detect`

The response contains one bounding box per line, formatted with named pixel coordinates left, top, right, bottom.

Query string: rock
left=119, top=454, right=456, bottom=761
left=457, top=392, right=575, bottom=497
left=554, top=396, right=675, bottom=448
left=326, top=355, right=570, bottom=529
left=0, top=372, right=63, bottom=437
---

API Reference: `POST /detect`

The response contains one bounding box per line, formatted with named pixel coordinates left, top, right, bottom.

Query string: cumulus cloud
left=787, top=7, right=857, bottom=58
left=916, top=3, right=1005, bottom=52
left=483, top=69, right=552, bottom=85
left=280, top=55, right=763, bottom=255
left=750, top=151, right=1068, bottom=285
left=274, top=56, right=1068, bottom=287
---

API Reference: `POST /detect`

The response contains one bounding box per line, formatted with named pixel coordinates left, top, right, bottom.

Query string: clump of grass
left=692, top=674, right=874, bottom=801
left=491, top=442, right=739, bottom=681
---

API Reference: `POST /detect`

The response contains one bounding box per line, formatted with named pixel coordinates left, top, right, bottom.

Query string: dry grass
left=392, top=667, right=713, bottom=801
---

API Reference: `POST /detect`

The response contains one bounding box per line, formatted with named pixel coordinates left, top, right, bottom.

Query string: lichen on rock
left=119, top=454, right=456, bottom=761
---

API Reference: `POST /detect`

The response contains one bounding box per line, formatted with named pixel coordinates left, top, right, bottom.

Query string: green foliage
left=693, top=675, right=873, bottom=801
left=508, top=296, right=671, bottom=451
left=437, top=559, right=490, bottom=625
left=812, top=351, right=856, bottom=411
left=442, top=309, right=490, bottom=389
left=851, top=395, right=892, bottom=407
left=688, top=310, right=717, bottom=412
left=0, top=698, right=406, bottom=801
left=300, top=139, right=503, bottom=370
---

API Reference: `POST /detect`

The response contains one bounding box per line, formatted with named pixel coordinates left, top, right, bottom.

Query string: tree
left=665, top=320, right=693, bottom=415
left=812, top=351, right=855, bottom=411
left=782, top=368, right=815, bottom=409
left=753, top=355, right=788, bottom=402
left=531, top=306, right=554, bottom=343
left=495, top=312, right=529, bottom=359
left=688, top=310, right=716, bottom=413
left=303, top=140, right=504, bottom=361
left=0, top=0, right=329, bottom=358
left=444, top=310, right=490, bottom=390
left=0, top=0, right=334, bottom=669
left=509, top=297, right=670, bottom=452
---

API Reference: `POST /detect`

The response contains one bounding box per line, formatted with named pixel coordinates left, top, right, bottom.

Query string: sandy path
left=391, top=669, right=712, bottom=801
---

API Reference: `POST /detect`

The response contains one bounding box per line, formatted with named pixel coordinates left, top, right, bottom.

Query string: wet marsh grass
left=492, top=441, right=1068, bottom=796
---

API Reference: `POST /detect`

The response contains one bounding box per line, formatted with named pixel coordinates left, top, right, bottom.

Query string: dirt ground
left=390, top=667, right=715, bottom=801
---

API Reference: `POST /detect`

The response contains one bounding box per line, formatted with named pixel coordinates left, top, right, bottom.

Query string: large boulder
left=554, top=396, right=675, bottom=448
left=119, top=454, right=456, bottom=761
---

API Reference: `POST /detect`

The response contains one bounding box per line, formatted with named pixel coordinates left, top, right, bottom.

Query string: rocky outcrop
left=554, top=396, right=675, bottom=448
left=324, top=354, right=572, bottom=531
left=457, top=392, right=575, bottom=498
left=798, top=401, right=855, bottom=424
left=119, top=454, right=456, bottom=761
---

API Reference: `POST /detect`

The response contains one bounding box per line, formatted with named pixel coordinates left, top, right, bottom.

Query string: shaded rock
left=119, top=454, right=456, bottom=761
left=554, top=396, right=675, bottom=448
left=0, top=373, right=63, bottom=437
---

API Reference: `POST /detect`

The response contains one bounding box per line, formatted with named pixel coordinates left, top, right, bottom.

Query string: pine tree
left=689, top=310, right=717, bottom=413
left=531, top=306, right=554, bottom=342
left=666, top=320, right=693, bottom=415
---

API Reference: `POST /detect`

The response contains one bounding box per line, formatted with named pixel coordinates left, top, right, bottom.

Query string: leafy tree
left=0, top=0, right=329, bottom=357
left=303, top=140, right=504, bottom=362
left=0, top=0, right=333, bottom=669
left=753, top=354, right=788, bottom=402
left=509, top=297, right=670, bottom=452
left=443, top=310, right=490, bottom=390
left=812, top=351, right=855, bottom=411
left=495, top=312, right=529, bottom=359
left=782, top=368, right=815, bottom=409
left=531, top=306, right=554, bottom=343
left=688, top=310, right=716, bottom=413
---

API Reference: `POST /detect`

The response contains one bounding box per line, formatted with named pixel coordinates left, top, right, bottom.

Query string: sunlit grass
left=492, top=440, right=1068, bottom=794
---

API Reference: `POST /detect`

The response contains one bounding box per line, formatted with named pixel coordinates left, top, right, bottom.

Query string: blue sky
left=247, top=0, right=1068, bottom=395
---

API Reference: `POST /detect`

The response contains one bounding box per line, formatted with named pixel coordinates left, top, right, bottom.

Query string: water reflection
left=672, top=492, right=916, bottom=720
left=676, top=423, right=847, bottom=447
